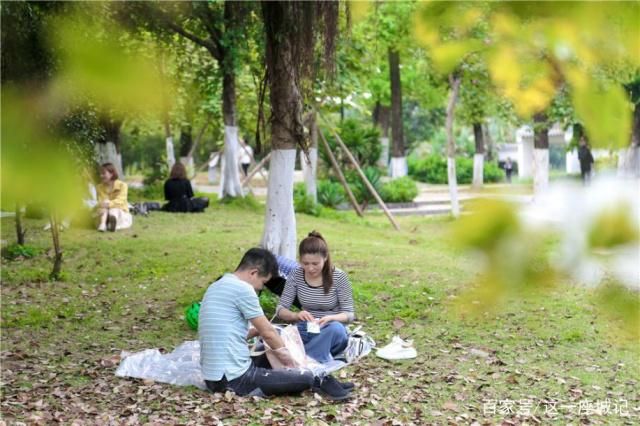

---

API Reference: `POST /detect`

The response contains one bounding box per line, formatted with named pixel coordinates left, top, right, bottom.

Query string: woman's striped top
left=276, top=266, right=355, bottom=322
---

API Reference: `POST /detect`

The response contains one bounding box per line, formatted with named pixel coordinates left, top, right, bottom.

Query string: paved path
left=194, top=174, right=533, bottom=216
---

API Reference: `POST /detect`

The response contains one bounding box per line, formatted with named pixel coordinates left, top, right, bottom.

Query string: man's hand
left=246, top=327, right=259, bottom=340
left=296, top=310, right=315, bottom=322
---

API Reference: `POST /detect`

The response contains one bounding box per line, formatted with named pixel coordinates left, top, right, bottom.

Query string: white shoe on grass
left=376, top=336, right=417, bottom=360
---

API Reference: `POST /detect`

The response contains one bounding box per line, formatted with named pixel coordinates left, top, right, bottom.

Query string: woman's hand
left=101, top=201, right=110, bottom=208
left=317, top=315, right=335, bottom=326
left=296, top=310, right=315, bottom=322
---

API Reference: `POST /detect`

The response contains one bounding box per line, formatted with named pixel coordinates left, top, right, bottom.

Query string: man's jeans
left=205, top=361, right=315, bottom=397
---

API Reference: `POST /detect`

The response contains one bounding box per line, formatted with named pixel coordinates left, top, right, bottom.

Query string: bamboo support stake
left=320, top=115, right=400, bottom=231
left=318, top=128, right=364, bottom=218
left=242, top=152, right=271, bottom=187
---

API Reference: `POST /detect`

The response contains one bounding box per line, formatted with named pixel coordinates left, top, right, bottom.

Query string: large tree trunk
left=388, top=48, right=406, bottom=178
left=373, top=102, right=391, bottom=169
left=472, top=122, right=485, bottom=189
left=260, top=1, right=303, bottom=258
left=301, top=111, right=318, bottom=203
left=446, top=74, right=462, bottom=218
left=96, top=116, right=124, bottom=177
left=533, top=112, right=550, bottom=197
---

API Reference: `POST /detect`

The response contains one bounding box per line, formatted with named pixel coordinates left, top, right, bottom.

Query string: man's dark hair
left=236, top=248, right=278, bottom=278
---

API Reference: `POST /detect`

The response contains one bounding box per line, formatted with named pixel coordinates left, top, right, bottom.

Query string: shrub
left=293, top=183, right=321, bottom=216
left=483, top=161, right=504, bottom=183
left=380, top=177, right=418, bottom=203
left=317, top=180, right=345, bottom=208
left=319, top=118, right=381, bottom=170
left=2, top=243, right=38, bottom=260
left=409, top=154, right=505, bottom=184
left=346, top=167, right=382, bottom=206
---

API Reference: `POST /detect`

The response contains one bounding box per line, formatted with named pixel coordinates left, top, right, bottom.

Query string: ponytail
left=299, top=230, right=333, bottom=294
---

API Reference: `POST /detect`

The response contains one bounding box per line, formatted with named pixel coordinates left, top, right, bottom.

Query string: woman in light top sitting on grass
left=276, top=231, right=355, bottom=363
left=95, top=163, right=132, bottom=232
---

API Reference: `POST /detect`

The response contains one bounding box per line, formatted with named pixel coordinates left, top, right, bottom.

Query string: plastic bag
left=264, top=325, right=307, bottom=368
left=115, top=341, right=206, bottom=390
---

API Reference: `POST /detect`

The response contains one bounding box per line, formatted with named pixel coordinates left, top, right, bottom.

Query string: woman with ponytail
left=276, top=231, right=355, bottom=363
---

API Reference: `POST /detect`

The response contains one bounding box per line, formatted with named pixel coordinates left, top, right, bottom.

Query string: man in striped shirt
left=199, top=248, right=351, bottom=400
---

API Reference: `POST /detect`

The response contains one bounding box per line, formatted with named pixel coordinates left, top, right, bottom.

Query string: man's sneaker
left=340, top=381, right=355, bottom=391
left=375, top=336, right=417, bottom=360
left=98, top=223, right=107, bottom=232
left=313, top=375, right=352, bottom=401
left=106, top=215, right=117, bottom=232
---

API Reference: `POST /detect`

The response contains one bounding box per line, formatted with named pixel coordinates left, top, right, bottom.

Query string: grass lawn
left=1, top=199, right=638, bottom=425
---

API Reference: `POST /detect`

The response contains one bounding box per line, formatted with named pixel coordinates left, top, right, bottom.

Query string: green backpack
left=185, top=302, right=200, bottom=331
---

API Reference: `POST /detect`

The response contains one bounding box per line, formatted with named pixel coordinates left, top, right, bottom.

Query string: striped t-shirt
left=277, top=266, right=355, bottom=322
left=199, top=273, right=264, bottom=381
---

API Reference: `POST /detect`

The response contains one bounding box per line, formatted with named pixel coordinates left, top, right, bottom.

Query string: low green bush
left=380, top=177, right=418, bottom=203
left=409, top=155, right=504, bottom=184
left=345, top=167, right=382, bottom=206
left=2, top=243, right=39, bottom=260
left=293, top=183, right=321, bottom=216
left=317, top=180, right=345, bottom=208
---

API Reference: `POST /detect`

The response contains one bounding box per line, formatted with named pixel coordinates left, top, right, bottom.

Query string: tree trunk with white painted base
left=472, top=122, right=484, bottom=188
left=261, top=2, right=309, bottom=257
left=390, top=157, right=407, bottom=178
left=533, top=149, right=549, bottom=195
left=618, top=102, right=640, bottom=178
left=218, top=126, right=243, bottom=198
left=533, top=113, right=550, bottom=197
left=301, top=147, right=317, bottom=203
left=446, top=74, right=462, bottom=218
left=96, top=116, right=123, bottom=177
left=301, top=112, right=318, bottom=203
left=389, top=48, right=406, bottom=179
left=261, top=150, right=297, bottom=259
left=218, top=64, right=244, bottom=198
left=373, top=102, right=391, bottom=169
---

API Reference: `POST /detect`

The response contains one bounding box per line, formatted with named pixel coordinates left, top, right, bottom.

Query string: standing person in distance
left=578, top=136, right=595, bottom=185
left=238, top=138, right=253, bottom=177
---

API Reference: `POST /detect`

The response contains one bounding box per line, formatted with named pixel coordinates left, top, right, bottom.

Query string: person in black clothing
left=162, top=162, right=209, bottom=213
left=578, top=137, right=594, bottom=184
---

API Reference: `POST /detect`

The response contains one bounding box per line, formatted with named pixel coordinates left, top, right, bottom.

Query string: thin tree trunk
left=388, top=48, right=406, bottom=178
left=48, top=215, right=62, bottom=281
left=163, top=115, right=175, bottom=170
left=15, top=203, right=25, bottom=245
left=619, top=102, right=640, bottom=177
left=472, top=122, right=485, bottom=189
left=302, top=111, right=318, bottom=203
left=446, top=74, right=462, bottom=218
left=483, top=123, right=494, bottom=161
left=533, top=112, right=550, bottom=196
left=373, top=102, right=391, bottom=169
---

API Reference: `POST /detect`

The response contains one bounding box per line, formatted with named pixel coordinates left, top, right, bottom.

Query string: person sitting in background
left=96, top=163, right=132, bottom=232
left=162, top=162, right=209, bottom=213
